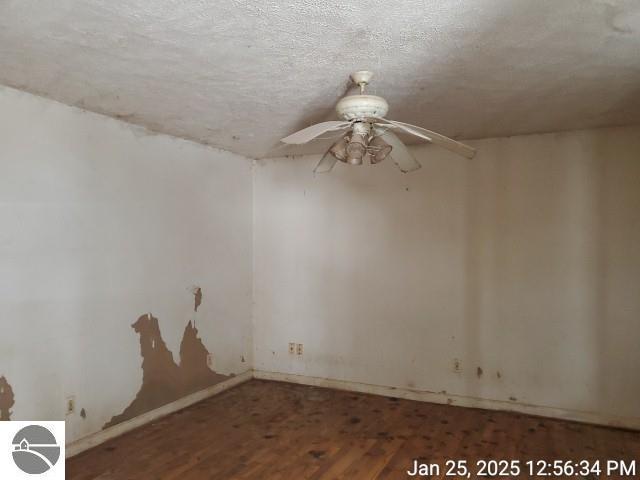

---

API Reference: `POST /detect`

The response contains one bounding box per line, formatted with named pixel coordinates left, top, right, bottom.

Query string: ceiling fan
left=280, top=71, right=476, bottom=173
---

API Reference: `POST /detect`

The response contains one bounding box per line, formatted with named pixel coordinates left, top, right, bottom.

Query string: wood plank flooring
left=67, top=379, right=640, bottom=479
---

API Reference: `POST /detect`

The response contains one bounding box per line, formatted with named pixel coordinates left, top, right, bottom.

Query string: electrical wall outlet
left=207, top=354, right=213, bottom=368
left=296, top=343, right=303, bottom=356
left=66, top=396, right=75, bottom=415
left=453, top=358, right=462, bottom=373
left=288, top=342, right=295, bottom=354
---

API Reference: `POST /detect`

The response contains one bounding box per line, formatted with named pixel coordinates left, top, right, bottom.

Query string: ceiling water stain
left=103, top=310, right=228, bottom=429
left=194, top=287, right=202, bottom=312
left=0, top=376, right=15, bottom=420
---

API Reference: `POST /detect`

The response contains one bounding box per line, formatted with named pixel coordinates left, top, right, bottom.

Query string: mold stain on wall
left=104, top=295, right=228, bottom=429
left=0, top=376, right=15, bottom=421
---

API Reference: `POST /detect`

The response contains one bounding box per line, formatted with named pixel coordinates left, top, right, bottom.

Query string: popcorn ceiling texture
left=0, top=0, right=639, bottom=158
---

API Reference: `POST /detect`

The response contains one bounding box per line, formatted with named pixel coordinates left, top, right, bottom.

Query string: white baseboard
left=253, top=370, right=640, bottom=431
left=66, top=368, right=638, bottom=457
left=66, top=370, right=252, bottom=457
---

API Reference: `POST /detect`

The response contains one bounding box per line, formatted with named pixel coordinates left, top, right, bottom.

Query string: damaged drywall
left=0, top=376, right=14, bottom=421
left=194, top=287, right=202, bottom=312
left=104, top=312, right=228, bottom=428
left=0, top=86, right=253, bottom=444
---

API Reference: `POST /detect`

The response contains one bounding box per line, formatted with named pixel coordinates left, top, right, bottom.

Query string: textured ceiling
left=1, top=0, right=639, bottom=158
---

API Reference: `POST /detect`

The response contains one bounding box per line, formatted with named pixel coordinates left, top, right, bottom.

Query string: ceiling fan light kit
left=280, top=71, right=476, bottom=173
left=368, top=136, right=393, bottom=164
left=329, top=137, right=348, bottom=161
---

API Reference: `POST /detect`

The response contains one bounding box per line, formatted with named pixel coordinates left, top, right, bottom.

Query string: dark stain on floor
left=308, top=449, right=326, bottom=459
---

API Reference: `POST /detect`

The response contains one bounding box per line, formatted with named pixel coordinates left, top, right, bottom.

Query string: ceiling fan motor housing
left=336, top=95, right=389, bottom=121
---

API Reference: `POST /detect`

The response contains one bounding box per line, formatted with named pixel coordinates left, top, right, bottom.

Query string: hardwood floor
left=67, top=379, right=639, bottom=479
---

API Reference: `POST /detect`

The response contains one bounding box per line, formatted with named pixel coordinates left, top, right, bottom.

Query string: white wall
left=2, top=82, right=638, bottom=438
left=253, top=125, right=640, bottom=426
left=0, top=86, right=253, bottom=442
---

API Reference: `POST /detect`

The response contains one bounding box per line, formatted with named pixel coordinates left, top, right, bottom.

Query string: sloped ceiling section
left=0, top=0, right=639, bottom=159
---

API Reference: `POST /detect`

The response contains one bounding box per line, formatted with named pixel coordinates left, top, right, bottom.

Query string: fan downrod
left=351, top=71, right=373, bottom=93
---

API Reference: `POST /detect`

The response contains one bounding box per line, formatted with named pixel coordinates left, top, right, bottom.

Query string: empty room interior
left=1, top=1, right=639, bottom=479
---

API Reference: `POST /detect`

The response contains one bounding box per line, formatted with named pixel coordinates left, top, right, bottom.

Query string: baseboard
left=253, top=370, right=640, bottom=431
left=66, top=368, right=638, bottom=457
left=66, top=370, right=253, bottom=457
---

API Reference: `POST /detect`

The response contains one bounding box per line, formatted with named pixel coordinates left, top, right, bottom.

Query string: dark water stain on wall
left=194, top=287, right=202, bottom=312
left=0, top=376, right=15, bottom=421
left=104, top=312, right=228, bottom=429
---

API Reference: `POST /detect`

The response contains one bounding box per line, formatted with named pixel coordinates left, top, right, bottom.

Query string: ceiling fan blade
left=280, top=121, right=351, bottom=145
left=374, top=128, right=421, bottom=173
left=376, top=119, right=476, bottom=159
left=313, top=149, right=339, bottom=173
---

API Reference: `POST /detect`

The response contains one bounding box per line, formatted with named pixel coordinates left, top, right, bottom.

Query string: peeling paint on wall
left=194, top=287, right=202, bottom=312
left=103, top=311, right=228, bottom=429
left=180, top=321, right=228, bottom=394
left=0, top=376, right=15, bottom=421
left=0, top=87, right=253, bottom=444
